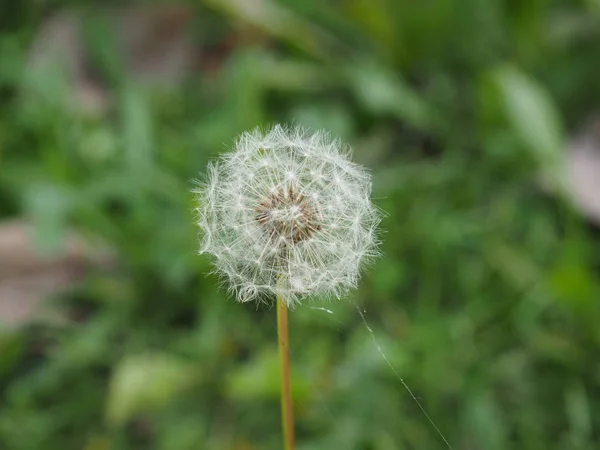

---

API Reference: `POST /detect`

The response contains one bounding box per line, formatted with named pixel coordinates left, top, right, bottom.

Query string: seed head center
left=255, top=185, right=321, bottom=244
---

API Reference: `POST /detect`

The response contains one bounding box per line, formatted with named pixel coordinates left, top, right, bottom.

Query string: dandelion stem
left=277, top=296, right=295, bottom=450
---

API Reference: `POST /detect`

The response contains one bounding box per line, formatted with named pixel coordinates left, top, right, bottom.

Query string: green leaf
left=291, top=103, right=354, bottom=139
left=225, top=349, right=280, bottom=400
left=23, top=182, right=72, bottom=255
left=347, top=63, right=433, bottom=129
left=203, top=0, right=342, bottom=60
left=0, top=332, right=24, bottom=376
left=121, top=87, right=154, bottom=173
left=565, top=382, right=592, bottom=443
left=466, top=390, right=508, bottom=449
left=106, top=354, right=201, bottom=426
left=225, top=348, right=309, bottom=401
left=491, top=65, right=565, bottom=174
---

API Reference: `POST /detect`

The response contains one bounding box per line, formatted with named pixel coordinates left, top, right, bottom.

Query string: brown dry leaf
left=26, top=4, right=196, bottom=116
left=115, top=5, right=194, bottom=84
left=27, top=11, right=111, bottom=116
left=0, top=220, right=112, bottom=329
left=566, top=116, right=600, bottom=224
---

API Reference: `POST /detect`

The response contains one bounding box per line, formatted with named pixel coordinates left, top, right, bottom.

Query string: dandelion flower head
left=195, top=125, right=381, bottom=307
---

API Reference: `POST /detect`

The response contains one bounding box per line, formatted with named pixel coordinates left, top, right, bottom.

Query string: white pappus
left=194, top=124, right=381, bottom=307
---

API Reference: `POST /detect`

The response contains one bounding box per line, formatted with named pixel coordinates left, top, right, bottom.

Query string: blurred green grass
left=1, top=0, right=600, bottom=449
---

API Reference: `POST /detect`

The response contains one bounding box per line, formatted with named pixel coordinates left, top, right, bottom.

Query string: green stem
left=277, top=296, right=295, bottom=450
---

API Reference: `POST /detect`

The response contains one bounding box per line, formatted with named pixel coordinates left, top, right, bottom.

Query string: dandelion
left=194, top=125, right=381, bottom=450
left=195, top=124, right=381, bottom=307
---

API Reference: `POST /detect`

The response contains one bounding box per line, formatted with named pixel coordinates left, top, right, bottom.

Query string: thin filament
left=353, top=301, right=453, bottom=449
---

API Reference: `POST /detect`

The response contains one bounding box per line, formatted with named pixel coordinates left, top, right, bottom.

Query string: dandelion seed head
left=194, top=124, right=381, bottom=307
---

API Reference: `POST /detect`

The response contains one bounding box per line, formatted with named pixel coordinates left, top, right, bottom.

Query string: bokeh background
left=2, top=1, right=600, bottom=449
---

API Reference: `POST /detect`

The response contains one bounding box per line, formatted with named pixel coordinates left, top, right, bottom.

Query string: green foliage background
left=1, top=1, right=600, bottom=449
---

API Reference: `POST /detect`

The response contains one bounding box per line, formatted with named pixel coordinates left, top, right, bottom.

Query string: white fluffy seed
left=194, top=125, right=381, bottom=307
